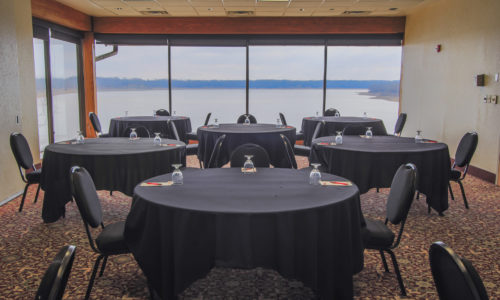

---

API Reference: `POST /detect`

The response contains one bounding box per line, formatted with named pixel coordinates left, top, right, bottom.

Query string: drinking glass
left=363, top=112, right=368, bottom=119
left=172, top=164, right=183, bottom=185
left=335, top=131, right=343, bottom=145
left=365, top=127, right=373, bottom=139
left=153, top=110, right=156, bottom=117
left=334, top=111, right=340, bottom=117
left=214, top=118, right=219, bottom=128
left=243, top=155, right=255, bottom=174
left=153, top=132, right=162, bottom=146
left=129, top=128, right=138, bottom=140
left=309, top=163, right=322, bottom=186
left=244, top=116, right=251, bottom=125
left=276, top=118, right=282, bottom=128
left=75, top=131, right=84, bottom=144
left=173, top=110, right=176, bottom=116
left=415, top=130, right=423, bottom=143
left=315, top=111, right=319, bottom=117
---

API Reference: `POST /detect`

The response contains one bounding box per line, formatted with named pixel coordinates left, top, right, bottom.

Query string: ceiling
left=54, top=0, right=431, bottom=17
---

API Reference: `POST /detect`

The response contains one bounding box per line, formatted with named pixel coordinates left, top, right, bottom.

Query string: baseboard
left=451, top=158, right=496, bottom=184
left=0, top=191, right=22, bottom=207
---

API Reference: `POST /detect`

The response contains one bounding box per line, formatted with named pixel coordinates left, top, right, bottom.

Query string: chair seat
left=185, top=132, right=198, bottom=141
left=293, top=144, right=311, bottom=157
left=450, top=169, right=462, bottom=181
left=26, top=169, right=42, bottom=183
left=95, top=221, right=129, bottom=255
left=296, top=131, right=305, bottom=140
left=186, top=144, right=198, bottom=156
left=361, top=218, right=395, bottom=249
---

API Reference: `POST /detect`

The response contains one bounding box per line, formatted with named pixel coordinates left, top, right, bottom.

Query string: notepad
left=320, top=180, right=352, bottom=186
left=161, top=144, right=179, bottom=147
left=140, top=181, right=173, bottom=187
left=241, top=167, right=257, bottom=173
left=422, top=140, right=437, bottom=143
left=317, top=142, right=336, bottom=146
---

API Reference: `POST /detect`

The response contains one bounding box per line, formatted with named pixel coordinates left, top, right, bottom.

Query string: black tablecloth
left=310, top=135, right=451, bottom=213
left=40, top=138, right=186, bottom=223
left=126, top=168, right=364, bottom=300
left=197, top=124, right=296, bottom=168
left=108, top=116, right=192, bottom=142
left=301, top=116, right=387, bottom=146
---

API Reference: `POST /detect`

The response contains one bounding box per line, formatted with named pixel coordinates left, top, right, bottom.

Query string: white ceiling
left=55, top=0, right=431, bottom=17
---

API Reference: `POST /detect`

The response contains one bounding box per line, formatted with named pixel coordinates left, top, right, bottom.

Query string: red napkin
left=320, top=181, right=352, bottom=186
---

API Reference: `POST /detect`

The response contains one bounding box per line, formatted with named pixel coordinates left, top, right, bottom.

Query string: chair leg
left=34, top=184, right=41, bottom=203
left=86, top=255, right=104, bottom=300
left=19, top=183, right=30, bottom=212
left=458, top=181, right=469, bottom=209
left=386, top=249, right=407, bottom=296
left=416, top=191, right=420, bottom=200
left=99, top=256, right=108, bottom=277
left=109, top=191, right=113, bottom=196
left=428, top=205, right=431, bottom=214
left=376, top=187, right=380, bottom=193
left=198, top=158, right=203, bottom=169
left=379, top=250, right=390, bottom=272
left=448, top=182, right=455, bottom=200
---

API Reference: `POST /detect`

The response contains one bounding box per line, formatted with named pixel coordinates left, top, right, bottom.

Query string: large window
left=171, top=47, right=246, bottom=127
left=33, top=38, right=49, bottom=153
left=249, top=46, right=324, bottom=127
left=326, top=46, right=402, bottom=131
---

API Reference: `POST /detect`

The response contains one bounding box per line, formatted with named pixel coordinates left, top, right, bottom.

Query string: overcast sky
left=95, top=44, right=402, bottom=81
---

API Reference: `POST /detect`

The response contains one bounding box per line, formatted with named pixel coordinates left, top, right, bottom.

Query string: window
left=249, top=46, right=324, bottom=127
left=33, top=38, right=49, bottom=154
left=326, top=46, right=402, bottom=130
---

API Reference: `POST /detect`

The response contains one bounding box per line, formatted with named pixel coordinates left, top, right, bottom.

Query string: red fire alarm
left=436, top=44, right=442, bottom=52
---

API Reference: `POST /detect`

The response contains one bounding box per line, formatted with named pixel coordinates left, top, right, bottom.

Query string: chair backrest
left=342, top=124, right=365, bottom=136
left=311, top=121, right=325, bottom=141
left=279, top=113, right=287, bottom=126
left=10, top=132, right=34, bottom=170
left=324, top=108, right=340, bottom=116
left=168, top=120, right=180, bottom=141
left=89, top=112, right=102, bottom=134
left=204, top=112, right=212, bottom=126
left=230, top=143, right=271, bottom=168
left=429, top=241, right=489, bottom=300
left=454, top=132, right=478, bottom=168
left=155, top=109, right=170, bottom=116
left=279, top=134, right=298, bottom=169
left=70, top=166, right=103, bottom=229
left=206, top=134, right=226, bottom=168
left=394, top=113, right=407, bottom=135
left=386, top=163, right=417, bottom=225
left=237, top=114, right=257, bottom=124
left=123, top=125, right=151, bottom=138
left=35, top=245, right=76, bottom=300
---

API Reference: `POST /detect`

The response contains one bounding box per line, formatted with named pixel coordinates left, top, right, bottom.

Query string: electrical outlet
left=492, top=95, right=498, bottom=104
left=483, top=95, right=488, bottom=103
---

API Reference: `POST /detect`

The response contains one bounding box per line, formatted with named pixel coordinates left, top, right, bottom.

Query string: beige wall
left=0, top=0, right=39, bottom=201
left=401, top=0, right=500, bottom=179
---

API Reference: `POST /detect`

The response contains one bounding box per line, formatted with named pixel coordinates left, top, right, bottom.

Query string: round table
left=301, top=116, right=387, bottom=146
left=197, top=123, right=296, bottom=168
left=108, top=116, right=192, bottom=142
left=310, top=135, right=451, bottom=214
left=40, top=137, right=186, bottom=223
left=125, top=168, right=364, bottom=300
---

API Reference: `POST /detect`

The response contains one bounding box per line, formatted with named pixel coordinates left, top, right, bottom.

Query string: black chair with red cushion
left=394, top=113, right=407, bottom=136
left=168, top=120, right=201, bottom=168
left=429, top=241, right=489, bottom=300
left=230, top=143, right=270, bottom=168
left=449, top=132, right=478, bottom=209
left=279, top=134, right=297, bottom=169
left=236, top=114, right=257, bottom=124
left=294, top=121, right=325, bottom=157
left=155, top=109, right=170, bottom=116
left=323, top=108, right=340, bottom=116
left=9, top=132, right=42, bottom=212
left=205, top=134, right=226, bottom=169
left=89, top=112, right=109, bottom=137
left=280, top=112, right=304, bottom=140
left=186, top=112, right=211, bottom=141
left=361, top=163, right=417, bottom=296
left=35, top=245, right=76, bottom=300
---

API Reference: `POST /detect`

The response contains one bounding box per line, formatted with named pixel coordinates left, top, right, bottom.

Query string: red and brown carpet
left=0, top=156, right=498, bottom=299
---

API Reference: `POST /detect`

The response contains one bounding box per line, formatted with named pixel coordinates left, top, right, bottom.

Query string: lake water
left=37, top=89, right=398, bottom=152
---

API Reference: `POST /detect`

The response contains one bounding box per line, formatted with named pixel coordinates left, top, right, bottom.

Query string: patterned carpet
left=0, top=156, right=498, bottom=299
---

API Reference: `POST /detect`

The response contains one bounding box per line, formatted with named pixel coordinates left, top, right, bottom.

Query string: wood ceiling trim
left=31, top=0, right=92, bottom=32
left=93, top=17, right=405, bottom=35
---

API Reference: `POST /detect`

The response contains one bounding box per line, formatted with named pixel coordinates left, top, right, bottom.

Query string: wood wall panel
left=31, top=0, right=91, bottom=31
left=93, top=17, right=405, bottom=35
left=82, top=32, right=97, bottom=138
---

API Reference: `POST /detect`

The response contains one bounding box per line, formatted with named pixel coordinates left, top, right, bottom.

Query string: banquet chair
left=35, top=245, right=76, bottom=300
left=230, top=143, right=270, bottom=168
left=449, top=132, right=478, bottom=209
left=70, top=166, right=130, bottom=300
left=89, top=112, right=109, bottom=137
left=294, top=121, right=325, bottom=157
left=237, top=114, right=257, bottom=124
left=429, top=241, right=489, bottom=300
left=394, top=113, right=407, bottom=136
left=279, top=134, right=297, bottom=169
left=155, top=108, right=170, bottom=116
left=206, top=134, right=226, bottom=168
left=361, top=163, right=417, bottom=296
left=186, top=112, right=211, bottom=141
left=323, top=108, right=340, bottom=116
left=168, top=120, right=202, bottom=168
left=123, top=125, right=151, bottom=138
left=9, top=132, right=42, bottom=212
left=280, top=112, right=304, bottom=140
left=342, top=124, right=366, bottom=136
